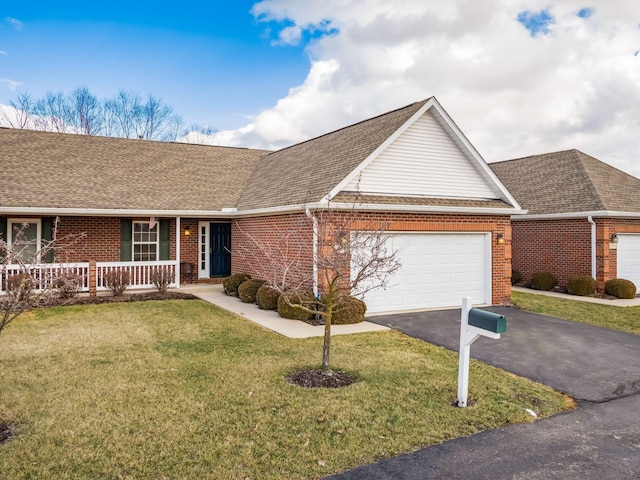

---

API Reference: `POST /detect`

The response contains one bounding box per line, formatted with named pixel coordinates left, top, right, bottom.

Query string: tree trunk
left=322, top=301, right=332, bottom=371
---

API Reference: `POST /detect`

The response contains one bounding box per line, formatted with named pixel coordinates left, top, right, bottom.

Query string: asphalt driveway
left=367, top=306, right=640, bottom=402
left=326, top=306, right=640, bottom=479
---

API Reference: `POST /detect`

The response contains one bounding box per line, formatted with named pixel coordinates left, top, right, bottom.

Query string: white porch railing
left=96, top=261, right=178, bottom=292
left=0, top=263, right=91, bottom=293
left=1, top=260, right=179, bottom=294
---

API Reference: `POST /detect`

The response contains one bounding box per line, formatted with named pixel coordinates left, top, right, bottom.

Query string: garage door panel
left=356, top=233, right=490, bottom=313
left=618, top=235, right=640, bottom=289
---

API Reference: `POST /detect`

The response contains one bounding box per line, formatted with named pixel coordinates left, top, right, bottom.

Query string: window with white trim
left=133, top=221, right=158, bottom=261
left=8, top=218, right=41, bottom=264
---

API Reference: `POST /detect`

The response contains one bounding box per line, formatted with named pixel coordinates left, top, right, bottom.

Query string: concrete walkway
left=181, top=284, right=390, bottom=338
left=512, top=286, right=640, bottom=307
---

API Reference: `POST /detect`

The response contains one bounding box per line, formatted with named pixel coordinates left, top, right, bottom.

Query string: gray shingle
left=490, top=149, right=640, bottom=215
left=0, top=128, right=269, bottom=211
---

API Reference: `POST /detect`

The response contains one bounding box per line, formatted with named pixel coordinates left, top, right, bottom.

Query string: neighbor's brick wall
left=512, top=217, right=640, bottom=290
left=233, top=212, right=512, bottom=306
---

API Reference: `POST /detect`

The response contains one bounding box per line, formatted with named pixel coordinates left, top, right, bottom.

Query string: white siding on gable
left=343, top=111, right=499, bottom=199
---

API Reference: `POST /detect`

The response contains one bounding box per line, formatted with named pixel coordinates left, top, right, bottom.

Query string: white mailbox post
left=457, top=296, right=507, bottom=407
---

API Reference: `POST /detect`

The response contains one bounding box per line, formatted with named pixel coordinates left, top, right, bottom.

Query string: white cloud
left=0, top=50, right=7, bottom=56
left=6, top=17, right=23, bottom=31
left=0, top=78, right=21, bottom=90
left=216, top=0, right=640, bottom=175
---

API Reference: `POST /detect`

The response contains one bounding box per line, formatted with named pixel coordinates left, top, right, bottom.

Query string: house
left=491, top=149, right=640, bottom=290
left=1, top=97, right=523, bottom=313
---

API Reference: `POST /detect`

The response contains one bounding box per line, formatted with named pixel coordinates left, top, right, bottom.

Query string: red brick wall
left=511, top=217, right=640, bottom=290
left=233, top=211, right=512, bottom=305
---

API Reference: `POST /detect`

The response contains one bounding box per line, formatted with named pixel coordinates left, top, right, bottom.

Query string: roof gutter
left=510, top=210, right=640, bottom=221
left=0, top=203, right=527, bottom=219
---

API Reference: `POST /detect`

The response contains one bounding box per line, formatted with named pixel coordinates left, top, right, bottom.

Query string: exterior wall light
left=184, top=227, right=191, bottom=236
left=611, top=233, right=618, bottom=243
left=496, top=233, right=505, bottom=245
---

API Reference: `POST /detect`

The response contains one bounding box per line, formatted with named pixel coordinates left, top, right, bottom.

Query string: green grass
left=0, top=300, right=573, bottom=479
left=512, top=291, right=640, bottom=335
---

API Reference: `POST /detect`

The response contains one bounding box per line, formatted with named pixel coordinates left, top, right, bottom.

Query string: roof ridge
left=0, top=126, right=272, bottom=153
left=264, top=98, right=432, bottom=157
left=491, top=148, right=579, bottom=165
left=567, top=150, right=606, bottom=210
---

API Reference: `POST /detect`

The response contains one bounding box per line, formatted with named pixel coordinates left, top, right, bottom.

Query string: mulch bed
left=0, top=423, right=16, bottom=445
left=45, top=291, right=199, bottom=308
left=286, top=369, right=355, bottom=388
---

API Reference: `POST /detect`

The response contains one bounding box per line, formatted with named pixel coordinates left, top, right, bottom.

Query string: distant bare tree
left=1, top=92, right=35, bottom=129
left=3, top=88, right=185, bottom=141
left=179, top=123, right=218, bottom=144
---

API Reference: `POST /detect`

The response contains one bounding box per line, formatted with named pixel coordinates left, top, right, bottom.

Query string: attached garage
left=358, top=232, right=491, bottom=314
left=617, top=234, right=640, bottom=289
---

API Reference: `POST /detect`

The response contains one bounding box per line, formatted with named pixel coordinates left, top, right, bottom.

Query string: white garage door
left=617, top=234, right=640, bottom=289
left=357, top=233, right=491, bottom=314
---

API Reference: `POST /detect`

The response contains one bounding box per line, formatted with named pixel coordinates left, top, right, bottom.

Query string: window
left=7, top=218, right=41, bottom=264
left=133, top=221, right=158, bottom=261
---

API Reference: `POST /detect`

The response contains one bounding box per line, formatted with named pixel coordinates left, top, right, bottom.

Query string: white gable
left=342, top=110, right=500, bottom=199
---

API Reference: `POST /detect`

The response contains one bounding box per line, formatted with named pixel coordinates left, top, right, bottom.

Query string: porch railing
left=0, top=263, right=91, bottom=293
left=96, top=261, right=178, bottom=292
left=1, top=261, right=178, bottom=295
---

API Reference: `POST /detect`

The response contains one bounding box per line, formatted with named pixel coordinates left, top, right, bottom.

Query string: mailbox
left=468, top=308, right=506, bottom=334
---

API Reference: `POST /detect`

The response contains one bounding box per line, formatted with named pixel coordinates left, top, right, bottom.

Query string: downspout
left=587, top=216, right=596, bottom=279
left=306, top=208, right=319, bottom=297
left=176, top=216, right=181, bottom=289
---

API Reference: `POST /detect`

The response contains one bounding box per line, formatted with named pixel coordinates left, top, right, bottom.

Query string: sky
left=2, top=1, right=640, bottom=176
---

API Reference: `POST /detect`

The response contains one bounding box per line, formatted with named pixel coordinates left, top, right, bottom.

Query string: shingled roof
left=236, top=99, right=431, bottom=210
left=490, top=149, right=640, bottom=215
left=0, top=128, right=269, bottom=212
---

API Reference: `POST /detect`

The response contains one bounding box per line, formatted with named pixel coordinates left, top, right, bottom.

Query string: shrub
left=331, top=296, right=367, bottom=325
left=54, top=273, right=81, bottom=299
left=222, top=273, right=251, bottom=296
left=530, top=271, right=557, bottom=291
left=104, top=270, right=130, bottom=296
left=511, top=269, right=522, bottom=285
left=5, top=273, right=34, bottom=301
left=277, top=289, right=317, bottom=321
left=238, top=279, right=266, bottom=303
left=256, top=284, right=280, bottom=310
left=566, top=275, right=596, bottom=296
left=150, top=267, right=175, bottom=294
left=605, top=278, right=637, bottom=299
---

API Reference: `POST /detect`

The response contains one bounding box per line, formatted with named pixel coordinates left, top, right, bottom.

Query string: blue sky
left=2, top=1, right=640, bottom=177
left=1, top=1, right=310, bottom=129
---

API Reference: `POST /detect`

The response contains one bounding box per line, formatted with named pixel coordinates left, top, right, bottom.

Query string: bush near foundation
left=530, top=271, right=557, bottom=291
left=511, top=269, right=522, bottom=285
left=256, top=284, right=280, bottom=310
left=222, top=273, right=251, bottom=296
left=605, top=279, right=637, bottom=299
left=330, top=296, right=367, bottom=325
left=277, top=290, right=317, bottom=321
left=238, top=279, right=266, bottom=303
left=566, top=275, right=596, bottom=296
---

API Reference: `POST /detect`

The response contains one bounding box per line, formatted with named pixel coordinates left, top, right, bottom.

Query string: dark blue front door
left=210, top=223, right=231, bottom=277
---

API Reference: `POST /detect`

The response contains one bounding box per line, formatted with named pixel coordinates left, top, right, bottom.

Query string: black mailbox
left=468, top=309, right=506, bottom=334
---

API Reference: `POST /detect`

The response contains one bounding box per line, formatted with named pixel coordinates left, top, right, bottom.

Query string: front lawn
left=0, top=300, right=573, bottom=479
left=511, top=291, right=640, bottom=335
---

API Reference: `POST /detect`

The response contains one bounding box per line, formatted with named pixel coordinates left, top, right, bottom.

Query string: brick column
left=89, top=261, right=97, bottom=296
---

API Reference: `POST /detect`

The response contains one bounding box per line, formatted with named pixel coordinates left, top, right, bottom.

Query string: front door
left=210, top=223, right=231, bottom=277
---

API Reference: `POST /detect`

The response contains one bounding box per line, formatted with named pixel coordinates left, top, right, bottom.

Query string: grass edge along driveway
left=0, top=300, right=574, bottom=479
left=511, top=290, right=640, bottom=336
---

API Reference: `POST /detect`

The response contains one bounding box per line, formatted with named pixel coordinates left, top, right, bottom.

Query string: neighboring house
left=491, top=149, right=640, bottom=290
left=1, top=97, right=522, bottom=313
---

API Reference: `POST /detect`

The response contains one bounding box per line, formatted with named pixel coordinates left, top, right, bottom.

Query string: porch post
left=176, top=216, right=181, bottom=289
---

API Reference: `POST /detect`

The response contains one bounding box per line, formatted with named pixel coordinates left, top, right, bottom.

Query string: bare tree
left=1, top=92, right=35, bottom=129
left=4, top=88, right=184, bottom=141
left=0, top=219, right=85, bottom=336
left=179, top=123, right=218, bottom=144
left=234, top=205, right=400, bottom=371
